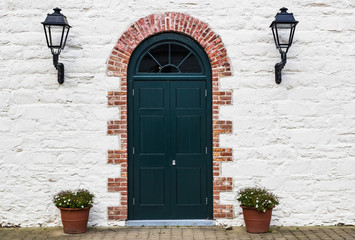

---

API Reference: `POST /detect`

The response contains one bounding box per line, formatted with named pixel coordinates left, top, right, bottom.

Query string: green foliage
left=237, top=187, right=279, bottom=212
left=53, top=189, right=94, bottom=209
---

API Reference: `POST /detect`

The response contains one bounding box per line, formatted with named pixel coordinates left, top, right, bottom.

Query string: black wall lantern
left=41, top=8, right=71, bottom=84
left=270, top=7, right=298, bottom=84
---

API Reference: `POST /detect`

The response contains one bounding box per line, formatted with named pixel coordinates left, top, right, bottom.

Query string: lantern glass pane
left=46, top=25, right=65, bottom=48
left=43, top=26, right=51, bottom=47
left=276, top=23, right=293, bottom=29
left=276, top=26, right=292, bottom=47
left=62, top=26, right=70, bottom=49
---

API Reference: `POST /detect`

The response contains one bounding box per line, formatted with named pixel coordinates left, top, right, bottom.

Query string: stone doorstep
left=126, top=219, right=214, bottom=226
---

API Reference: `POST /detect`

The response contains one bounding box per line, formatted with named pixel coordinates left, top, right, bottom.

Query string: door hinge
left=132, top=89, right=134, bottom=96
left=205, top=147, right=207, bottom=154
left=206, top=197, right=208, bottom=205
left=205, top=89, right=207, bottom=97
left=133, top=147, right=135, bottom=155
left=133, top=197, right=135, bottom=205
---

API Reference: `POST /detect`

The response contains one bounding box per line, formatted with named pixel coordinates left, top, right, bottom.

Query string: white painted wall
left=0, top=0, right=354, bottom=227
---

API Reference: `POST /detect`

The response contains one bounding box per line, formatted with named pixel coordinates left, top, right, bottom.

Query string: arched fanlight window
left=137, top=43, right=202, bottom=73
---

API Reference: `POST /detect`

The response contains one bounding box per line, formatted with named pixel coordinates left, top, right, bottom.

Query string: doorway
left=127, top=33, right=212, bottom=220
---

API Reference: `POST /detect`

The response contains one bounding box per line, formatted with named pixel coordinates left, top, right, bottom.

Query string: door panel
left=139, top=116, right=165, bottom=154
left=139, top=167, right=165, bottom=205
left=139, top=88, right=165, bottom=109
left=132, top=80, right=208, bottom=219
left=176, top=116, right=202, bottom=153
left=176, top=167, right=201, bottom=205
left=175, top=88, right=201, bottom=108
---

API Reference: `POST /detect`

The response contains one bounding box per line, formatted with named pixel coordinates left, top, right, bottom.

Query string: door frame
left=127, top=33, right=213, bottom=220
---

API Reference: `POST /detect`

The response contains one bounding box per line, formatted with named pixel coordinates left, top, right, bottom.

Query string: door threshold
left=126, top=219, right=214, bottom=226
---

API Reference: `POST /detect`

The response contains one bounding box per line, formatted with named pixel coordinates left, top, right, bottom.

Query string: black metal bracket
left=275, top=51, right=287, bottom=84
left=57, top=63, right=64, bottom=84
left=52, top=53, right=64, bottom=84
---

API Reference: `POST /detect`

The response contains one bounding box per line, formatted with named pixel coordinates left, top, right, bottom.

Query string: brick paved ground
left=0, top=226, right=354, bottom=240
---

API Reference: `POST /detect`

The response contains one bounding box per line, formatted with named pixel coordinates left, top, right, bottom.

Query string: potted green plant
left=53, top=189, right=94, bottom=234
left=237, top=187, right=279, bottom=233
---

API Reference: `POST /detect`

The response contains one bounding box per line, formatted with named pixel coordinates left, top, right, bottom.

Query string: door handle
left=172, top=160, right=176, bottom=166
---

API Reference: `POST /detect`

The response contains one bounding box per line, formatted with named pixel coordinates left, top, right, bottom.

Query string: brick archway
left=106, top=12, right=233, bottom=221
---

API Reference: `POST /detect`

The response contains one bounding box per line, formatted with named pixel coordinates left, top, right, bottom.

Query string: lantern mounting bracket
left=275, top=51, right=287, bottom=84
left=52, top=53, right=64, bottom=84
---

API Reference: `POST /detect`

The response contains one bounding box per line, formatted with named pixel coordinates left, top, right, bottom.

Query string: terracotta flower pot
left=58, top=206, right=91, bottom=234
left=240, top=205, right=273, bottom=233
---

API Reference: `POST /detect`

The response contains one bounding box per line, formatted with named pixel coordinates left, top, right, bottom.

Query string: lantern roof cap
left=41, top=8, right=71, bottom=27
left=270, top=7, right=298, bottom=27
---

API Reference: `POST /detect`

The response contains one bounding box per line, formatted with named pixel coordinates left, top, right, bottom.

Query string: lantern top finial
left=280, top=7, right=288, bottom=13
left=53, top=7, right=62, bottom=13
left=41, top=7, right=71, bottom=27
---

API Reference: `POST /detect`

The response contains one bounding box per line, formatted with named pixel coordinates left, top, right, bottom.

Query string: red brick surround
left=106, top=12, right=233, bottom=221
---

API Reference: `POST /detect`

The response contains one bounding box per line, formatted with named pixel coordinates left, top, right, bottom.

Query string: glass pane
left=179, top=54, right=201, bottom=73
left=47, top=25, right=64, bottom=48
left=138, top=54, right=160, bottom=73
left=161, top=65, right=179, bottom=73
left=62, top=26, right=70, bottom=49
left=150, top=44, right=169, bottom=66
left=170, top=44, right=190, bottom=66
left=276, top=23, right=293, bottom=29
left=276, top=26, right=291, bottom=46
left=137, top=42, right=203, bottom=73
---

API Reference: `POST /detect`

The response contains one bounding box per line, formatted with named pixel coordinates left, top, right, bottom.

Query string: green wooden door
left=128, top=33, right=212, bottom=220
left=170, top=81, right=208, bottom=218
left=132, top=81, right=170, bottom=219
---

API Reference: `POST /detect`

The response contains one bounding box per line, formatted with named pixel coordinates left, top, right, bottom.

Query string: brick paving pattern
left=0, top=226, right=354, bottom=240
